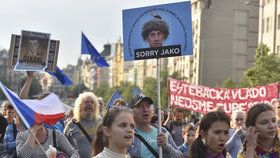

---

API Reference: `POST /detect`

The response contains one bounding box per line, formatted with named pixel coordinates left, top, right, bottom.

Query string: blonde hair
left=73, top=92, right=100, bottom=122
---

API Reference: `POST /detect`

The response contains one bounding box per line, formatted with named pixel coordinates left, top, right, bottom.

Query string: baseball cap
left=128, top=94, right=153, bottom=108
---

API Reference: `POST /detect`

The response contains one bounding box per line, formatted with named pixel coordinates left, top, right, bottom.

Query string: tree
left=68, top=83, right=88, bottom=98
left=240, top=44, right=280, bottom=87
left=222, top=77, right=236, bottom=88
left=142, top=77, right=157, bottom=106
left=19, top=77, right=42, bottom=98
left=142, top=70, right=188, bottom=110
left=0, top=80, right=11, bottom=100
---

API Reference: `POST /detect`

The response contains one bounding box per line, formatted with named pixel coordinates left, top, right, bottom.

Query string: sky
left=0, top=0, right=184, bottom=68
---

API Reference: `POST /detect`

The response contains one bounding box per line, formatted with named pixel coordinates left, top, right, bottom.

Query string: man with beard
left=64, top=92, right=101, bottom=158
left=128, top=94, right=181, bottom=158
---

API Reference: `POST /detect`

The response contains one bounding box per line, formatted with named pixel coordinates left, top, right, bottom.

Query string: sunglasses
left=103, top=105, right=132, bottom=125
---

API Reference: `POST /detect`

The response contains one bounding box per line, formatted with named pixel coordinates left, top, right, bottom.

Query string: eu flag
left=81, top=32, right=109, bottom=67
left=47, top=67, right=73, bottom=86
left=106, top=90, right=123, bottom=109
left=132, top=87, right=141, bottom=97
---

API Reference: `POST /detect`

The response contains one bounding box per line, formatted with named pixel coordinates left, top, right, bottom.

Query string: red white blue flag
left=0, top=82, right=65, bottom=128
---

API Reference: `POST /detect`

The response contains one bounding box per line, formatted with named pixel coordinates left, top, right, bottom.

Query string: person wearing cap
left=128, top=94, right=182, bottom=158
left=142, top=15, right=169, bottom=48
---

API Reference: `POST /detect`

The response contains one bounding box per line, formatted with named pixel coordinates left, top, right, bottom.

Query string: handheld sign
left=9, top=30, right=59, bottom=72
left=122, top=1, right=192, bottom=61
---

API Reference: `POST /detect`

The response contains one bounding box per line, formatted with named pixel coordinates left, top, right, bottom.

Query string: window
left=262, top=18, right=265, bottom=33
left=266, top=18, right=270, bottom=33
left=278, top=15, right=280, bottom=29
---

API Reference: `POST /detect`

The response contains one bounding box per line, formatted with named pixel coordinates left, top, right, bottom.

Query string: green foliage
left=142, top=70, right=188, bottom=110
left=19, top=77, right=42, bottom=98
left=91, top=82, right=140, bottom=106
left=68, top=83, right=89, bottom=98
left=142, top=77, right=157, bottom=106
left=29, top=78, right=42, bottom=98
left=222, top=77, right=236, bottom=88
left=0, top=80, right=11, bottom=100
left=240, top=44, right=280, bottom=87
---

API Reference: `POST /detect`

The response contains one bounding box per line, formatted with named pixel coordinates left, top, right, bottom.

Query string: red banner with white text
left=168, top=78, right=279, bottom=114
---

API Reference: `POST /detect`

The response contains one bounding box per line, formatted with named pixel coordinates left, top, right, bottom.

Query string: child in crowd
left=92, top=106, right=134, bottom=158
left=179, top=124, right=195, bottom=158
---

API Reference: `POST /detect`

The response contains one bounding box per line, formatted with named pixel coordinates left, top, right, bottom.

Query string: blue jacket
left=3, top=124, right=17, bottom=154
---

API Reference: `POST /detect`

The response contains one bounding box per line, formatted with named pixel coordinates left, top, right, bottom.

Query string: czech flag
left=0, top=82, right=65, bottom=129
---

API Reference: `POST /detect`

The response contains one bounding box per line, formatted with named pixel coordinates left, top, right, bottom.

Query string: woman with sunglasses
left=92, top=106, right=135, bottom=158
left=238, top=103, right=279, bottom=158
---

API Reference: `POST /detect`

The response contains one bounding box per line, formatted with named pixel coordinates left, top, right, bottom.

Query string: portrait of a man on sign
left=26, top=39, right=40, bottom=56
left=122, top=1, right=192, bottom=61
left=15, top=30, right=50, bottom=71
left=141, top=14, right=169, bottom=48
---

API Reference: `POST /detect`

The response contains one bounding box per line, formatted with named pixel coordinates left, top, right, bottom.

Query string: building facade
left=177, top=0, right=259, bottom=87
left=258, top=0, right=280, bottom=55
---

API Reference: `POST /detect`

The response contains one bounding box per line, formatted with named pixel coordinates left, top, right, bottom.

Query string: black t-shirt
left=0, top=114, right=8, bottom=143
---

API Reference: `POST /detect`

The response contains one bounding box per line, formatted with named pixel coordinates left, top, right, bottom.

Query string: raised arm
left=19, top=71, right=34, bottom=99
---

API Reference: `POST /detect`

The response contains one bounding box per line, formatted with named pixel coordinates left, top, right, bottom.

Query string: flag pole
left=28, top=128, right=49, bottom=157
left=156, top=58, right=162, bottom=158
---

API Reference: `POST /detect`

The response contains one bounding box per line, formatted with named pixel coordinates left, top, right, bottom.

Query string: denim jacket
left=3, top=123, right=17, bottom=154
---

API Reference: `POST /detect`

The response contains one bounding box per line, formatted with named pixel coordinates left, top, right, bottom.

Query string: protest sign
left=9, top=31, right=59, bottom=72
left=168, top=78, right=279, bottom=114
left=15, top=30, right=50, bottom=71
left=122, top=1, right=192, bottom=61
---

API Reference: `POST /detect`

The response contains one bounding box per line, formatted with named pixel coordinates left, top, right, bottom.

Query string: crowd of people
left=0, top=72, right=280, bottom=158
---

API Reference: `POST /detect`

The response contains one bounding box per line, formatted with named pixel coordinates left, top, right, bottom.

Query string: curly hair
left=73, top=92, right=100, bottom=122
left=141, top=18, right=169, bottom=41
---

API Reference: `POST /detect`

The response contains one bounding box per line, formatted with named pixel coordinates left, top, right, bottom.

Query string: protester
left=92, top=106, right=134, bottom=158
left=3, top=115, right=25, bottom=157
left=238, top=103, right=279, bottom=158
left=65, top=109, right=74, bottom=125
left=98, top=97, right=105, bottom=118
left=127, top=94, right=182, bottom=158
left=141, top=15, right=169, bottom=48
left=188, top=114, right=197, bottom=126
left=0, top=113, right=8, bottom=143
left=190, top=111, right=231, bottom=158
left=114, top=98, right=126, bottom=107
left=179, top=124, right=195, bottom=158
left=5, top=104, right=16, bottom=124
left=3, top=104, right=17, bottom=156
left=64, top=92, right=101, bottom=158
left=17, top=123, right=80, bottom=157
left=19, top=72, right=65, bottom=133
left=1, top=101, right=9, bottom=117
left=165, top=108, right=186, bottom=146
left=225, top=110, right=246, bottom=158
